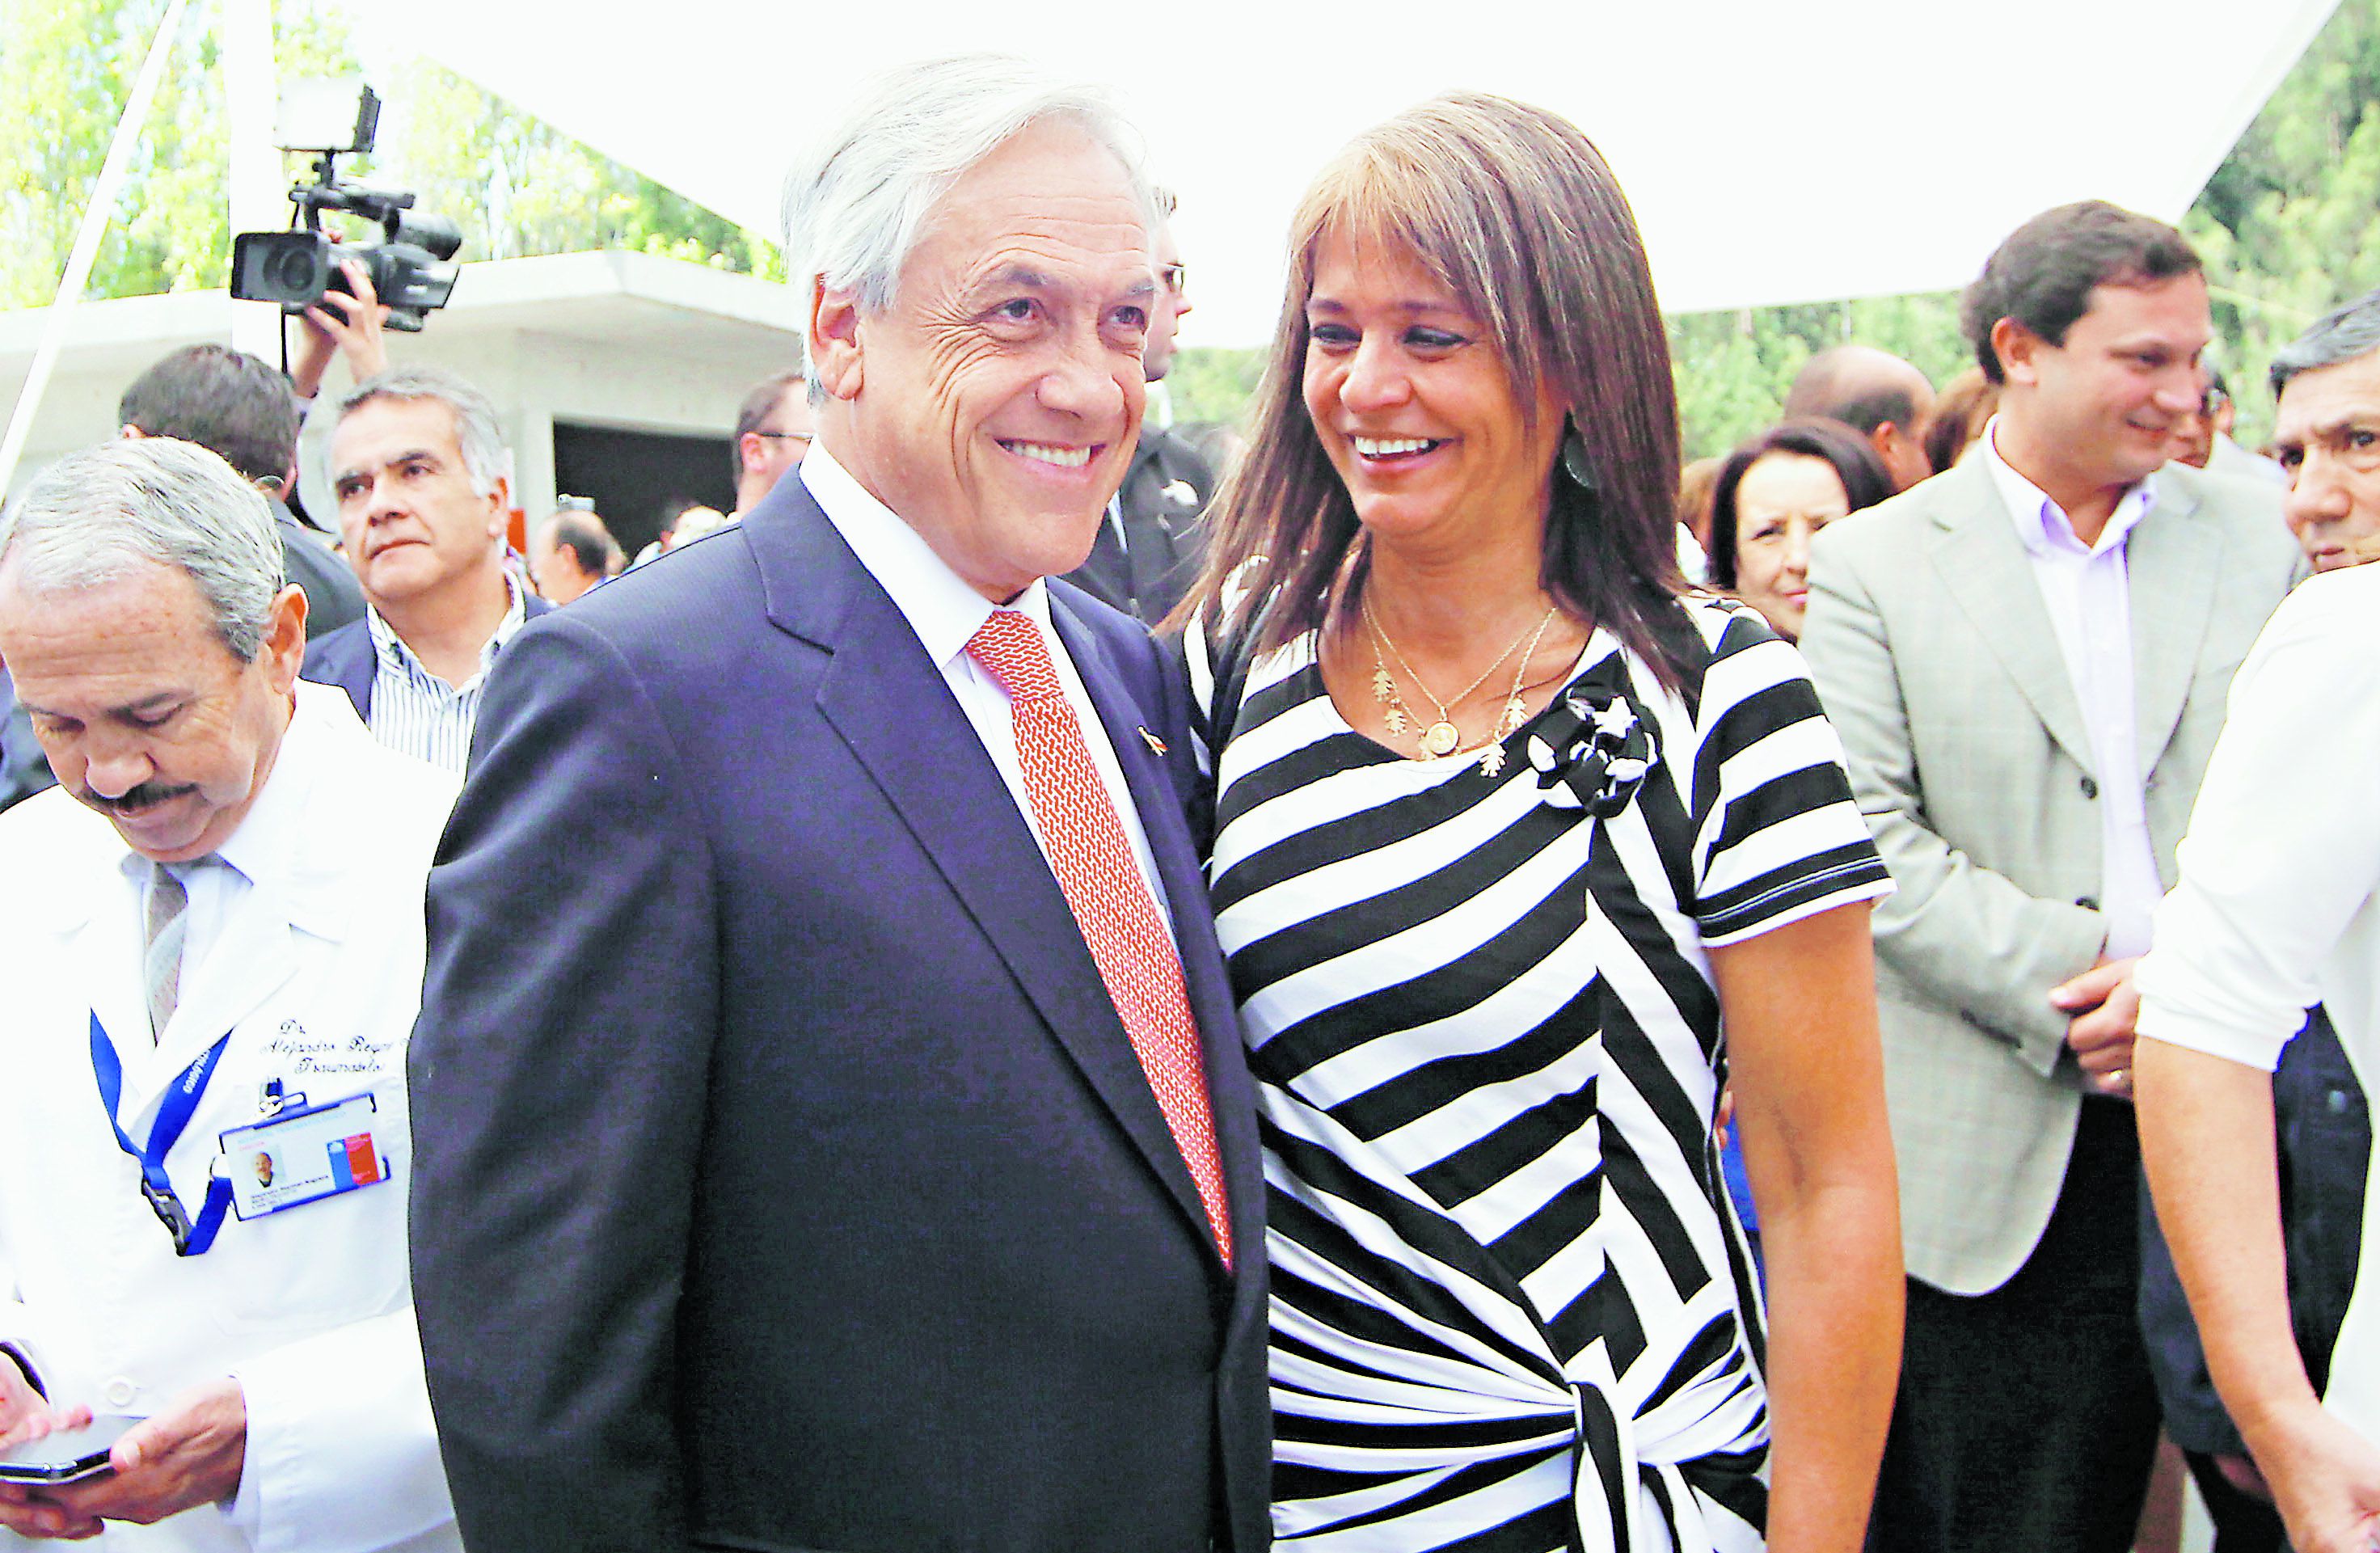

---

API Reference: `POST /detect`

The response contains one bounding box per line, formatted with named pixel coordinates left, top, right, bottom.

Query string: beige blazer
left=1800, top=454, right=2296, bottom=1294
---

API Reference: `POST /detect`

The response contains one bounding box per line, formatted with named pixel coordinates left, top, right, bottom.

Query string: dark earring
left=1559, top=417, right=1597, bottom=496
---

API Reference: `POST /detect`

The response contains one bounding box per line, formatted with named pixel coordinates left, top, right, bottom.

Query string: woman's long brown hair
left=1173, top=91, right=1695, bottom=691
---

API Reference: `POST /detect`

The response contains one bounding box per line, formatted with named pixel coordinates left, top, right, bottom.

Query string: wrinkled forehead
left=2276, top=350, right=2380, bottom=436
left=0, top=559, right=232, bottom=691
left=332, top=394, right=464, bottom=466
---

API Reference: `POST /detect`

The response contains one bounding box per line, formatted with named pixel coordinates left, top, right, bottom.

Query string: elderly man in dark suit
left=403, top=55, right=1269, bottom=1553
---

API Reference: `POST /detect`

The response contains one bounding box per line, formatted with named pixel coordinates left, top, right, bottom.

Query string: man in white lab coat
left=0, top=437, right=460, bottom=1551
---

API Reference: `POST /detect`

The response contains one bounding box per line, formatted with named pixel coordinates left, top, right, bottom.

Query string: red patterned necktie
left=966, top=609, right=1232, bottom=1267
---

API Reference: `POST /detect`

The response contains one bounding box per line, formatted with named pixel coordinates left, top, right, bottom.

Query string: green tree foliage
left=1167, top=345, right=1269, bottom=428
left=1667, top=296, right=1973, bottom=462
left=2184, top=0, right=2380, bottom=448
left=10, top=0, right=2380, bottom=459
left=1665, top=0, right=2380, bottom=461
left=0, top=0, right=355, bottom=306
left=380, top=58, right=778, bottom=276
left=0, top=0, right=772, bottom=313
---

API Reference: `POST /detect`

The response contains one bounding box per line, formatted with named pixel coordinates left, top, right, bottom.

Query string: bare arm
left=2129, top=572, right=2380, bottom=1552
left=1711, top=902, right=1902, bottom=1553
left=2135, top=1037, right=2380, bottom=1552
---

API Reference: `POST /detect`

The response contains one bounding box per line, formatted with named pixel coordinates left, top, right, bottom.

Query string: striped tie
left=143, top=860, right=192, bottom=1044
left=967, top=610, right=1232, bottom=1267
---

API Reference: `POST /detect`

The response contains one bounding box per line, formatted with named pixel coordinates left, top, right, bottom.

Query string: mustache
left=82, top=780, right=196, bottom=815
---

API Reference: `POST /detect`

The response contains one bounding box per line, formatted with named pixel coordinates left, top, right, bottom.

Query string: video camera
left=230, top=80, right=462, bottom=333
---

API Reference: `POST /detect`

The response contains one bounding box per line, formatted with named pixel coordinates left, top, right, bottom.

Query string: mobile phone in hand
left=0, top=1416, right=140, bottom=1483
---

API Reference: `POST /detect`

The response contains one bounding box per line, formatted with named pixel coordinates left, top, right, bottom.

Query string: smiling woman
left=1180, top=92, right=1903, bottom=1553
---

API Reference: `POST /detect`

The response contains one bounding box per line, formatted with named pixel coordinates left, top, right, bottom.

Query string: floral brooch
left=1525, top=675, right=1659, bottom=817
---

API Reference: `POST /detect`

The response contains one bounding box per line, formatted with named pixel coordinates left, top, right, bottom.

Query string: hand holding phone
left=0, top=1399, right=115, bottom=1542
left=0, top=1416, right=137, bottom=1484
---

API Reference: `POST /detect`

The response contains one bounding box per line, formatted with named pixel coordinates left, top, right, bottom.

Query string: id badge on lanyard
left=89, top=1014, right=392, bottom=1254
left=217, top=1093, right=389, bottom=1222
left=88, top=1013, right=234, bottom=1256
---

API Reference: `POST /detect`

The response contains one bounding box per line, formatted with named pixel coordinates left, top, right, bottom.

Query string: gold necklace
left=1364, top=597, right=1558, bottom=766
left=1475, top=606, right=1560, bottom=776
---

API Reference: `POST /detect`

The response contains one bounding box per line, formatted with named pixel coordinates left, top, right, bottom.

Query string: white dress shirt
left=1982, top=420, right=2163, bottom=959
left=365, top=572, right=529, bottom=776
left=798, top=445, right=1173, bottom=925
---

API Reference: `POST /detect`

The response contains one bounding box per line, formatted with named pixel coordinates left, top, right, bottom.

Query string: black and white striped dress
left=1188, top=597, right=1891, bottom=1552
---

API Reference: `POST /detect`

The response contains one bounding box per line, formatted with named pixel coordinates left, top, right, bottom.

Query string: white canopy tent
left=345, top=0, right=2344, bottom=347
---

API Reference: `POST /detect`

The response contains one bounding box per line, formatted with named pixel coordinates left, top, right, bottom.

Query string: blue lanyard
left=88, top=1013, right=234, bottom=1257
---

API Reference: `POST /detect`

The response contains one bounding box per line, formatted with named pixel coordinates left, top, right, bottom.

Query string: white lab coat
left=0, top=685, right=462, bottom=1553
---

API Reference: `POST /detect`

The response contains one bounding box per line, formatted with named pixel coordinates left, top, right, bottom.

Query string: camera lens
left=268, top=244, right=319, bottom=294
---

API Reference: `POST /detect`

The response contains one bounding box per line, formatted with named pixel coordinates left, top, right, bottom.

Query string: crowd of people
left=0, top=46, right=2374, bottom=1553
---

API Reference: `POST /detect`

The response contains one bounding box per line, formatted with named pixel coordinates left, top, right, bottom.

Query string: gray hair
left=335, top=365, right=511, bottom=497
left=0, top=438, right=285, bottom=660
left=781, top=53, right=1153, bottom=327
left=2271, top=286, right=2380, bottom=401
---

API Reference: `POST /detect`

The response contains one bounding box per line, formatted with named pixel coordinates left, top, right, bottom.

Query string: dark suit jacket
left=1062, top=426, right=1215, bottom=625
left=274, top=498, right=367, bottom=640
left=2139, top=1006, right=2369, bottom=1455
left=301, top=593, right=554, bottom=723
left=405, top=479, right=1271, bottom=1552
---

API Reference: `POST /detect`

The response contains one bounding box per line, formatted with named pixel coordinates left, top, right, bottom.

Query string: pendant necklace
left=1365, top=597, right=1559, bottom=771
left=1475, top=606, right=1559, bottom=776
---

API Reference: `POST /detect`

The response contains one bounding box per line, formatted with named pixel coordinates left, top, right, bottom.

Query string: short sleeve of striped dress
left=1686, top=605, right=1898, bottom=946
left=1188, top=596, right=1890, bottom=1553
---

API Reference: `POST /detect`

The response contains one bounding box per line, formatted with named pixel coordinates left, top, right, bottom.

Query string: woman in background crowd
left=1705, top=419, right=1893, bottom=642
left=1182, top=91, right=1901, bottom=1551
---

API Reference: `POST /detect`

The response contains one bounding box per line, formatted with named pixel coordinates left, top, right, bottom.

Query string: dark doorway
left=551, top=422, right=736, bottom=559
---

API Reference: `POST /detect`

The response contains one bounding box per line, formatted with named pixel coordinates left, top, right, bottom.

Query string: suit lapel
left=1051, top=597, right=1246, bottom=1266
left=752, top=485, right=1212, bottom=1254
left=2126, top=475, right=2219, bottom=779
left=1926, top=462, right=2097, bottom=775
left=335, top=630, right=376, bottom=723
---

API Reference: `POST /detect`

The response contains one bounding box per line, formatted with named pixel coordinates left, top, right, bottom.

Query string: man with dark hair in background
left=1785, top=343, right=1939, bottom=492
left=530, top=509, right=622, bottom=605
left=1060, top=186, right=1217, bottom=624
left=1800, top=200, right=2299, bottom=1551
left=730, top=369, right=813, bottom=517
left=117, top=344, right=366, bottom=639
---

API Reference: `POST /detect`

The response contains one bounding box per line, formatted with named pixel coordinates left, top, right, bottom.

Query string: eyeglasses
left=1159, top=263, right=1188, bottom=295
left=750, top=431, right=812, bottom=446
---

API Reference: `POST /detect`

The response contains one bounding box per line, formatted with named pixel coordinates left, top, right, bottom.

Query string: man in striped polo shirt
left=301, top=367, right=551, bottom=775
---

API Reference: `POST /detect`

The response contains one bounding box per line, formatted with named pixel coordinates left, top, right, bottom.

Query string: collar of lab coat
left=57, top=682, right=367, bottom=944
left=68, top=685, right=393, bottom=1109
